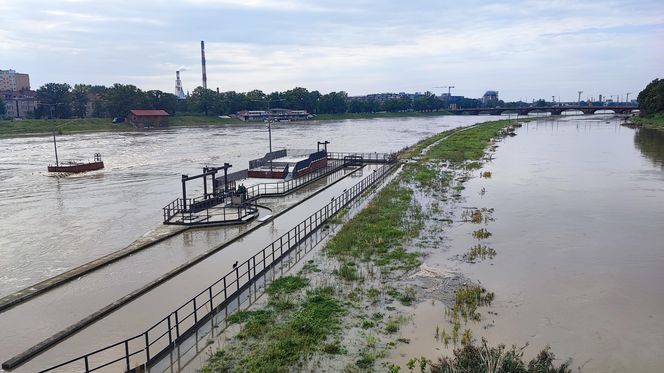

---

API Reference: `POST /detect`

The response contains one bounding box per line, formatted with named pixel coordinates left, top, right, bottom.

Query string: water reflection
left=634, top=128, right=664, bottom=168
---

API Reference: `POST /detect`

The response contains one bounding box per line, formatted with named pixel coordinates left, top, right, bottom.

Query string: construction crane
left=433, top=85, right=455, bottom=97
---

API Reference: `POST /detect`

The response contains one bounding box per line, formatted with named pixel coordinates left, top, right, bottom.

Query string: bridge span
left=449, top=105, right=638, bottom=116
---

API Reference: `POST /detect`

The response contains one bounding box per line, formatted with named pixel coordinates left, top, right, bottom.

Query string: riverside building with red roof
left=126, top=109, right=170, bottom=128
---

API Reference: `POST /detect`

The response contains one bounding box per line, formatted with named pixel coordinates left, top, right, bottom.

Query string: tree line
left=637, top=78, right=664, bottom=116
left=15, top=83, right=500, bottom=120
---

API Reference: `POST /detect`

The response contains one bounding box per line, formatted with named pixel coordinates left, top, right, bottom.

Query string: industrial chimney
left=175, top=71, right=185, bottom=100
left=201, top=40, right=208, bottom=89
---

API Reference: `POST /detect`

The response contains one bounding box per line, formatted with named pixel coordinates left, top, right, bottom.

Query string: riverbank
left=311, top=110, right=450, bottom=121
left=0, top=111, right=451, bottom=138
left=629, top=113, right=664, bottom=130
left=0, top=116, right=244, bottom=138
left=201, top=119, right=571, bottom=372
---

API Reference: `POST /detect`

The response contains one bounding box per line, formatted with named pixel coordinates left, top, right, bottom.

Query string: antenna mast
left=201, top=41, right=208, bottom=89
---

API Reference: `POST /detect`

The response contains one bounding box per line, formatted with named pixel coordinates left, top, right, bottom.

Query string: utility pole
left=577, top=91, right=583, bottom=105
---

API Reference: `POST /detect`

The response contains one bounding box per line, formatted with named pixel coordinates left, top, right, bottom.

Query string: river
left=0, top=116, right=482, bottom=296
left=398, top=116, right=664, bottom=372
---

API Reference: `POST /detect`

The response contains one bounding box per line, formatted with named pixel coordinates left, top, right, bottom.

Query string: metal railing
left=327, top=151, right=396, bottom=163
left=243, top=159, right=346, bottom=200
left=37, top=162, right=397, bottom=373
left=163, top=159, right=348, bottom=225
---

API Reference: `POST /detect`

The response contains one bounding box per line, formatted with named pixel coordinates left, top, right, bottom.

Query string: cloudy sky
left=1, top=0, right=662, bottom=101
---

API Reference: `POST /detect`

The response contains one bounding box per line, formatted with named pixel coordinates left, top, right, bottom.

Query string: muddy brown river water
left=397, top=117, right=664, bottom=372
left=0, top=116, right=483, bottom=296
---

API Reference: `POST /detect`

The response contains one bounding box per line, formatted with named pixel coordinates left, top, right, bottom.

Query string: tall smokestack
left=201, top=40, right=208, bottom=89
left=175, top=71, right=185, bottom=100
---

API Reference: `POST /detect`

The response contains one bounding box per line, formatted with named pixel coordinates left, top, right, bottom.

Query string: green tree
left=348, top=99, right=369, bottom=113
left=71, top=84, right=90, bottom=118
left=104, top=84, right=149, bottom=117
left=146, top=90, right=178, bottom=115
left=637, top=78, right=664, bottom=116
left=246, top=89, right=268, bottom=110
left=319, top=91, right=348, bottom=114
left=190, top=87, right=217, bottom=116
left=36, top=83, right=72, bottom=118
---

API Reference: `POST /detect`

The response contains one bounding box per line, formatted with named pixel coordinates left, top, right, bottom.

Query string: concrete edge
left=0, top=226, right=190, bottom=314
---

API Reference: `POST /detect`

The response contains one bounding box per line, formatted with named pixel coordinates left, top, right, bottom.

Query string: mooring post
left=181, top=175, right=188, bottom=211
left=203, top=171, right=208, bottom=199
left=224, top=163, right=231, bottom=192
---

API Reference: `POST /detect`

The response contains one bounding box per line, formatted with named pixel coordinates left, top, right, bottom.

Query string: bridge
left=449, top=105, right=638, bottom=116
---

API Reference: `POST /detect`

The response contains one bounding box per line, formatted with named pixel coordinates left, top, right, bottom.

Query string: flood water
left=402, top=116, right=664, bottom=372
left=0, top=116, right=483, bottom=296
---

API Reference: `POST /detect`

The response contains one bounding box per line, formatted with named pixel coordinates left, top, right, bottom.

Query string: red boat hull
left=48, top=162, right=104, bottom=173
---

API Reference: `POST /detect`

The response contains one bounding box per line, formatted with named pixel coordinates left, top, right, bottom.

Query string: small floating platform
left=48, top=160, right=104, bottom=173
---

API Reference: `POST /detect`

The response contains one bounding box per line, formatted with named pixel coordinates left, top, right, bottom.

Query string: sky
left=1, top=0, right=663, bottom=102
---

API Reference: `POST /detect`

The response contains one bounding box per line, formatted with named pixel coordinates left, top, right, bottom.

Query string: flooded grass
left=463, top=244, right=497, bottom=262
left=430, top=339, right=572, bottom=373
left=265, top=275, right=309, bottom=295
left=324, top=182, right=423, bottom=274
left=472, top=228, right=492, bottom=240
left=446, top=285, right=495, bottom=324
left=202, top=287, right=344, bottom=372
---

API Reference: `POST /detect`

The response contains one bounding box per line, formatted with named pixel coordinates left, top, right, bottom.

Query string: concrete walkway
left=0, top=166, right=365, bottom=371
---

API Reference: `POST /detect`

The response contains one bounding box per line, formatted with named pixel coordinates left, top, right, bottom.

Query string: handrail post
left=125, top=340, right=131, bottom=372
left=209, top=287, right=214, bottom=312
left=193, top=298, right=198, bottom=324
left=145, top=331, right=151, bottom=362
left=167, top=315, right=173, bottom=345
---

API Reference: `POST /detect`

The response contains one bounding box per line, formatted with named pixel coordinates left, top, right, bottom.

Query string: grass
left=324, top=182, right=423, bottom=274
left=0, top=117, right=133, bottom=137
left=424, top=120, right=513, bottom=163
left=0, top=115, right=243, bottom=137
left=446, top=285, right=495, bottom=324
left=430, top=339, right=572, bottom=373
left=265, top=275, right=309, bottom=295
left=472, top=228, right=492, bottom=240
left=630, top=113, right=664, bottom=130
left=203, top=287, right=344, bottom=372
left=463, top=244, right=497, bottom=262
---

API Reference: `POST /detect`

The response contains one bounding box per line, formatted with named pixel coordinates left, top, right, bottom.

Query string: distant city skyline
left=1, top=0, right=663, bottom=102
